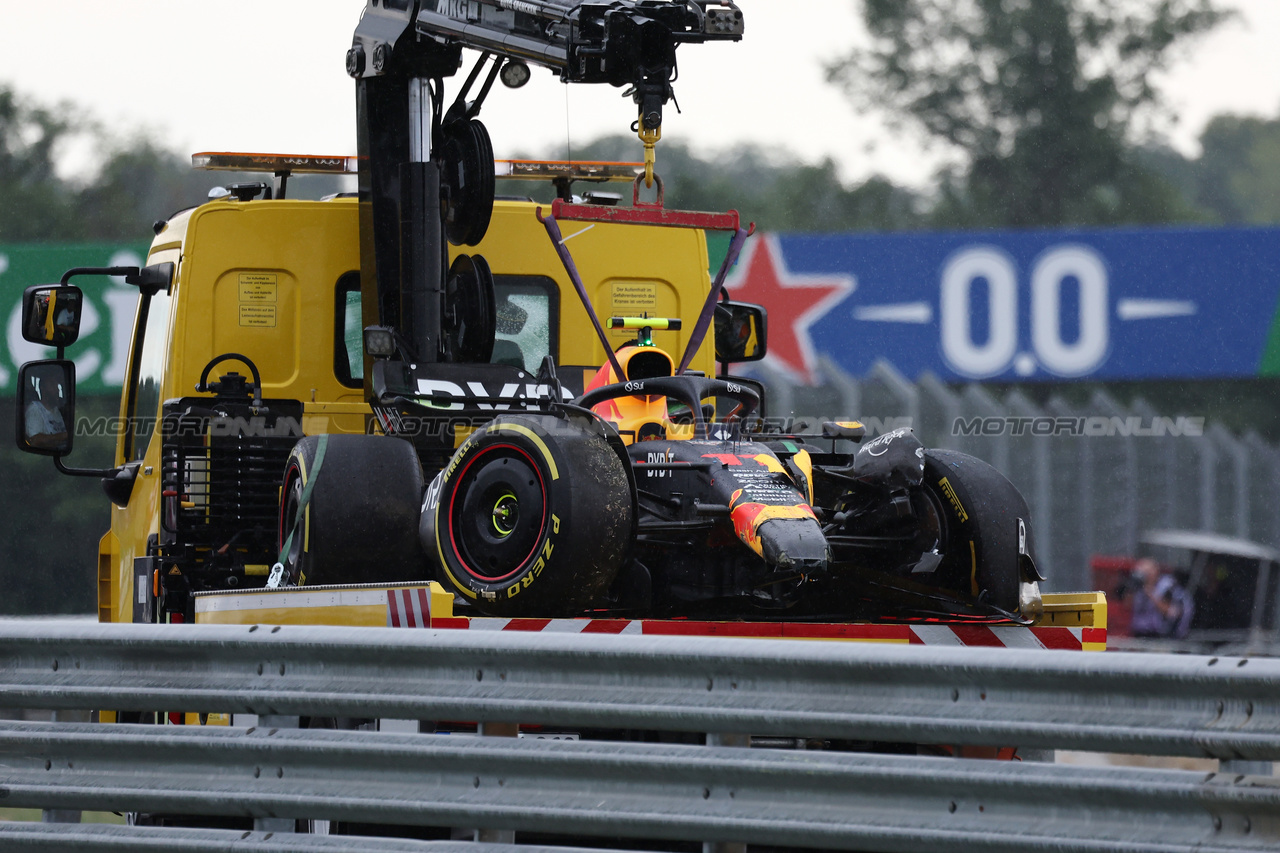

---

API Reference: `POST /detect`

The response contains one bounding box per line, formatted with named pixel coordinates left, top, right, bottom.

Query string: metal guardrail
left=0, top=825, right=614, bottom=853
left=2, top=622, right=1278, bottom=758
left=1, top=622, right=1278, bottom=852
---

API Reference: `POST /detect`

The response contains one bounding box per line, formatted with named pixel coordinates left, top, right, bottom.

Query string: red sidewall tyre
left=429, top=414, right=633, bottom=616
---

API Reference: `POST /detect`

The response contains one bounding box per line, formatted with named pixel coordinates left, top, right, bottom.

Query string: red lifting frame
left=549, top=175, right=746, bottom=233
left=537, top=175, right=755, bottom=380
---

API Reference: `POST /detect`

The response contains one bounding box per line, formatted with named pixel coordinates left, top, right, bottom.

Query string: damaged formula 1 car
left=415, top=198, right=1044, bottom=626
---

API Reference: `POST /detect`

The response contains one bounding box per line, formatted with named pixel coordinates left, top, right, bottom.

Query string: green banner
left=0, top=243, right=150, bottom=396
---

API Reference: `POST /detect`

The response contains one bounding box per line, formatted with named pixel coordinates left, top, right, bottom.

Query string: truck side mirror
left=16, top=360, right=76, bottom=457
left=22, top=285, right=84, bottom=347
left=714, top=301, right=767, bottom=363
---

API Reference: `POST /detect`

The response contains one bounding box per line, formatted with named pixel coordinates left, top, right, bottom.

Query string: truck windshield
left=493, top=276, right=557, bottom=373
left=337, top=274, right=363, bottom=386
left=336, top=273, right=557, bottom=379
left=126, top=289, right=173, bottom=462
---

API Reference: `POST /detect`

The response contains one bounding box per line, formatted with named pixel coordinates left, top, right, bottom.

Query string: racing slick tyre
left=279, top=435, right=426, bottom=587
left=424, top=413, right=634, bottom=617
left=920, top=449, right=1038, bottom=616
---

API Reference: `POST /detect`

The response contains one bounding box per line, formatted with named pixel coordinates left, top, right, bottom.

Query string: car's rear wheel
left=279, top=435, right=426, bottom=586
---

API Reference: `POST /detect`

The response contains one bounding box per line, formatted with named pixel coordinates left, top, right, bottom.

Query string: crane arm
left=346, top=0, right=743, bottom=396
left=353, top=1, right=742, bottom=133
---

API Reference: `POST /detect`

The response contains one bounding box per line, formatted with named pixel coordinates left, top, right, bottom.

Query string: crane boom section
left=414, top=1, right=744, bottom=83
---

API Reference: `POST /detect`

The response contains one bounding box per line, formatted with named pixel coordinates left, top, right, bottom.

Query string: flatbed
left=193, top=583, right=1106, bottom=651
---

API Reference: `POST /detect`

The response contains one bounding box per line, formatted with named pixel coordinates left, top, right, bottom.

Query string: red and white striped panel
left=386, top=587, right=435, bottom=628
left=416, top=616, right=1106, bottom=650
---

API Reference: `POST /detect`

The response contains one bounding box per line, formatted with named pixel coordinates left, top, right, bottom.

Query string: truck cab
left=21, top=158, right=725, bottom=625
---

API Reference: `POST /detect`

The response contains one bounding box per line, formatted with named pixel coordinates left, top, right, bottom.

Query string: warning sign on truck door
left=237, top=273, right=278, bottom=327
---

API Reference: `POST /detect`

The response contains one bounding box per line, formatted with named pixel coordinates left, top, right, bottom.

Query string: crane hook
left=638, top=120, right=662, bottom=188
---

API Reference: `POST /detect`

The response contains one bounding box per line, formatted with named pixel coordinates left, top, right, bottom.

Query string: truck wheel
left=921, top=449, right=1036, bottom=615
left=279, top=435, right=426, bottom=586
left=427, top=414, right=633, bottom=616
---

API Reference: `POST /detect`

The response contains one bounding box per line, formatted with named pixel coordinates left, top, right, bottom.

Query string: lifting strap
left=268, top=433, right=330, bottom=588
left=537, top=210, right=628, bottom=382
left=537, top=186, right=754, bottom=384
left=676, top=225, right=751, bottom=375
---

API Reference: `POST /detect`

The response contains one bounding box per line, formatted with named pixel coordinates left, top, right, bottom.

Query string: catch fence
left=771, top=360, right=1280, bottom=593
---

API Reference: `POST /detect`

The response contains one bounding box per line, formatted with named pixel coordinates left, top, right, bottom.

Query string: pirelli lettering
left=507, top=518, right=560, bottom=598
left=444, top=438, right=475, bottom=481
left=938, top=477, right=969, bottom=523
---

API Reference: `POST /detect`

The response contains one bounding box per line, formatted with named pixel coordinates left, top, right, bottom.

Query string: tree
left=0, top=86, right=81, bottom=241
left=1, top=83, right=350, bottom=244
left=76, top=139, right=224, bottom=240
left=78, top=140, right=351, bottom=240
left=1193, top=113, right=1280, bottom=224
left=828, top=0, right=1231, bottom=228
left=1131, top=109, right=1280, bottom=226
left=540, top=134, right=923, bottom=232
left=0, top=395, right=117, bottom=615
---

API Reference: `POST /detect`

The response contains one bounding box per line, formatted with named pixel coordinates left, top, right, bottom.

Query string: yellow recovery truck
left=14, top=0, right=1104, bottom=685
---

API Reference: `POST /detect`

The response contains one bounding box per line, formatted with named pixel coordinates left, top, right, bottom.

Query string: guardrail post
left=40, top=711, right=82, bottom=825
left=473, top=722, right=519, bottom=844
left=254, top=715, right=300, bottom=833
left=703, top=733, right=750, bottom=853
left=1221, top=759, right=1274, bottom=776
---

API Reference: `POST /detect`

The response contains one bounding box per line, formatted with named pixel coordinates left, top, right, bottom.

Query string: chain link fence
left=770, top=361, right=1280, bottom=592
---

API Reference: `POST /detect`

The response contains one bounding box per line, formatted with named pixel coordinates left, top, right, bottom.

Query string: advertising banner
left=714, top=226, right=1280, bottom=384
left=0, top=243, right=149, bottom=396
left=6, top=226, right=1280, bottom=395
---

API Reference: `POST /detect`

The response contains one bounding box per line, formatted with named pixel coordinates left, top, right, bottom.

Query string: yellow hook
left=638, top=121, right=662, bottom=188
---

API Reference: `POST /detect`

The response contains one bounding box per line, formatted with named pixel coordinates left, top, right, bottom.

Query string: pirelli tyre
left=920, top=449, right=1041, bottom=618
left=279, top=435, right=426, bottom=586
left=423, top=413, right=634, bottom=616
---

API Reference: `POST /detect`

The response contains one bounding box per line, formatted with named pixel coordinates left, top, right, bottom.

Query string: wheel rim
left=912, top=487, right=946, bottom=557
left=279, top=464, right=305, bottom=575
left=491, top=492, right=519, bottom=536
left=447, top=444, right=547, bottom=583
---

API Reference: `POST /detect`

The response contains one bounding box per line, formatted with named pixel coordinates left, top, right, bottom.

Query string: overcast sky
left=2, top=1, right=1278, bottom=187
